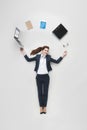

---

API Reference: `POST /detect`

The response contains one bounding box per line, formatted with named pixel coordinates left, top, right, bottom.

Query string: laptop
left=14, top=27, right=24, bottom=47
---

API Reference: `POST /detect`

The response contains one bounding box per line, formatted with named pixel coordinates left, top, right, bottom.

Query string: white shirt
left=37, top=54, right=48, bottom=74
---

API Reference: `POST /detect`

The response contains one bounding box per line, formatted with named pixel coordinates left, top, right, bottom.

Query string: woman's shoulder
left=46, top=54, right=51, bottom=57
left=35, top=54, right=41, bottom=59
left=46, top=54, right=51, bottom=59
left=36, top=54, right=41, bottom=56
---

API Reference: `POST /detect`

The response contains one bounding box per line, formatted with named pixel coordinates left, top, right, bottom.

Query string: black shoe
left=43, top=112, right=46, bottom=114
left=40, top=112, right=44, bottom=114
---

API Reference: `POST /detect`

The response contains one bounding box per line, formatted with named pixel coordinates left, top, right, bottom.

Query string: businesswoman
left=20, top=46, right=67, bottom=114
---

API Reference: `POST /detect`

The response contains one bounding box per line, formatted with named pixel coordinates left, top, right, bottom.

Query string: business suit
left=24, top=54, right=63, bottom=72
left=24, top=54, right=63, bottom=107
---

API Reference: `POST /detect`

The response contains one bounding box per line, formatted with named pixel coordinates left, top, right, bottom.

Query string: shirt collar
left=41, top=54, right=46, bottom=58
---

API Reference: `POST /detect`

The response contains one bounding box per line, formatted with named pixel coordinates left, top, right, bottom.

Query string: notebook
left=25, top=20, right=33, bottom=30
left=52, top=24, right=68, bottom=39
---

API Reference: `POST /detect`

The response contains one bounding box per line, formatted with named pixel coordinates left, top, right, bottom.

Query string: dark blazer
left=24, top=54, right=63, bottom=72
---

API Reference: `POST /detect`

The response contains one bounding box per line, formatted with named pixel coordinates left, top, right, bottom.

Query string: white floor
left=0, top=0, right=87, bottom=130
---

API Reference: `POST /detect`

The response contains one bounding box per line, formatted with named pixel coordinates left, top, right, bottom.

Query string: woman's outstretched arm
left=50, top=51, right=67, bottom=64
left=20, top=48, right=36, bottom=62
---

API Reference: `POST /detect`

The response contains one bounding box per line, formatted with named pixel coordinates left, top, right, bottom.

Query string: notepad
left=40, top=21, right=46, bottom=29
left=25, top=20, right=33, bottom=30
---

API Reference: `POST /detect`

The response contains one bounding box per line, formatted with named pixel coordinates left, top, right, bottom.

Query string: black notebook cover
left=52, top=24, right=68, bottom=39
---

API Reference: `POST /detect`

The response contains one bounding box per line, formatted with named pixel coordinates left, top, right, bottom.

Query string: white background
left=0, top=0, right=87, bottom=130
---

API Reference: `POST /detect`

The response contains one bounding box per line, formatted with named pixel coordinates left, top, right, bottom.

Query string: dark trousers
left=36, top=74, right=50, bottom=107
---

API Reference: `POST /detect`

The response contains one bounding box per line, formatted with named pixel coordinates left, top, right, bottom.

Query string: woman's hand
left=62, top=51, right=67, bottom=58
left=20, top=47, right=24, bottom=51
left=20, top=48, right=26, bottom=55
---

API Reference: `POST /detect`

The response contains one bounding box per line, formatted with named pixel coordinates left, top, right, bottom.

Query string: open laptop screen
left=14, top=27, right=20, bottom=39
left=14, top=27, right=24, bottom=47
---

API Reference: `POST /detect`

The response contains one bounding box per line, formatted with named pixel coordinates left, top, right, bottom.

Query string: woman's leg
left=43, top=75, right=50, bottom=113
left=40, top=107, right=43, bottom=113
left=36, top=75, right=44, bottom=112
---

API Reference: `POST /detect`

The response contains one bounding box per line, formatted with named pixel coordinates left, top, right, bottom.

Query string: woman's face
left=42, top=48, right=49, bottom=55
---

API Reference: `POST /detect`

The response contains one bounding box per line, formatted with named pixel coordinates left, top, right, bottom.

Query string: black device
left=52, top=24, right=68, bottom=39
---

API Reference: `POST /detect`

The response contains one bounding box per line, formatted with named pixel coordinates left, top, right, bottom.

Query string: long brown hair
left=30, top=45, right=49, bottom=55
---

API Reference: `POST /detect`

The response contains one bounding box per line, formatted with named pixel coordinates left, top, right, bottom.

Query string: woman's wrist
left=62, top=51, right=67, bottom=58
left=23, top=51, right=26, bottom=56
